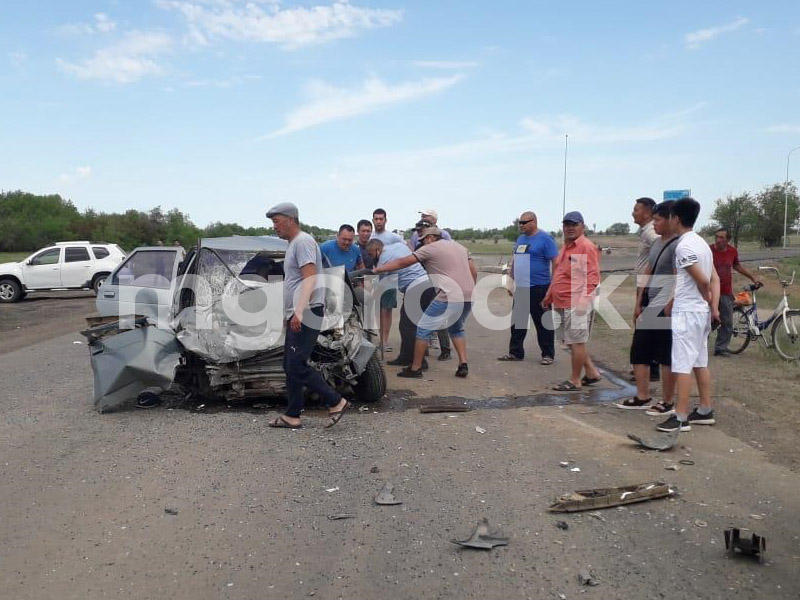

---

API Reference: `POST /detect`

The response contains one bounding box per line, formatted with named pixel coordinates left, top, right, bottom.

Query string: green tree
left=710, top=193, right=757, bottom=247
left=754, top=183, right=799, bottom=247
left=605, top=222, right=630, bottom=235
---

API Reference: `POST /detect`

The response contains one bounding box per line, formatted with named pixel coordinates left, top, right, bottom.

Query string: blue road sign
left=663, top=189, right=691, bottom=201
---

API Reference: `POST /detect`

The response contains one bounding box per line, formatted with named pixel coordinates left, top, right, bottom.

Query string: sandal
left=581, top=375, right=602, bottom=386
left=552, top=380, right=580, bottom=391
left=497, top=354, right=523, bottom=362
left=268, top=415, right=302, bottom=429
left=646, top=401, right=675, bottom=416
left=325, top=400, right=351, bottom=429
left=615, top=397, right=652, bottom=410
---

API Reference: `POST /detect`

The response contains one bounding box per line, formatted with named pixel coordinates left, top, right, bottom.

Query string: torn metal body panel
left=627, top=429, right=680, bottom=451
left=86, top=236, right=386, bottom=410
left=451, top=518, right=509, bottom=550
left=82, top=319, right=181, bottom=412
left=548, top=482, right=675, bottom=512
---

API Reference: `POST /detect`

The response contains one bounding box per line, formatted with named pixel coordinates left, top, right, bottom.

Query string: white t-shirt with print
left=673, top=231, right=712, bottom=313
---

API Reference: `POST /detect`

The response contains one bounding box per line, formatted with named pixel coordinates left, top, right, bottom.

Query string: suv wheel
left=352, top=351, right=386, bottom=403
left=0, top=279, right=22, bottom=303
left=92, top=274, right=109, bottom=294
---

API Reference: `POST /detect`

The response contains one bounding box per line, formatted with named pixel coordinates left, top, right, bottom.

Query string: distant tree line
left=705, top=182, right=799, bottom=247
left=0, top=191, right=336, bottom=252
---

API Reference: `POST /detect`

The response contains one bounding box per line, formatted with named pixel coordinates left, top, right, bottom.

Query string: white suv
left=0, top=241, right=126, bottom=303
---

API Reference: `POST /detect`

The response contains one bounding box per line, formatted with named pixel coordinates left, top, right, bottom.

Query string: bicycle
left=728, top=266, right=800, bottom=360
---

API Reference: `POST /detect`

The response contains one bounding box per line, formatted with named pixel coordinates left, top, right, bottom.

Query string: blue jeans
left=283, top=305, right=340, bottom=418
left=416, top=300, right=472, bottom=340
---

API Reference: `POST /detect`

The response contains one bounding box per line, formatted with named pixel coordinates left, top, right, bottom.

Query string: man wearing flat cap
left=542, top=211, right=602, bottom=391
left=373, top=227, right=477, bottom=379
left=264, top=202, right=350, bottom=430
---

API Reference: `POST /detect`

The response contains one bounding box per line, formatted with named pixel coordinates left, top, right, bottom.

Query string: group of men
left=263, top=197, right=739, bottom=434
left=614, top=196, right=760, bottom=433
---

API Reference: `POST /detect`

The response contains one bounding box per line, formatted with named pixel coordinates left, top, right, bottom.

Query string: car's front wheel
left=92, top=273, right=109, bottom=295
left=0, top=279, right=23, bottom=303
left=352, top=351, right=386, bottom=403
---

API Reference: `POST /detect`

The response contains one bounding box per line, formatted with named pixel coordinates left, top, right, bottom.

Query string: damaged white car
left=82, top=236, right=385, bottom=411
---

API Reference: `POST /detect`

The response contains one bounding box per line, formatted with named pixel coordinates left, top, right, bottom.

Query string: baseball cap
left=418, top=208, right=438, bottom=220
left=266, top=202, right=299, bottom=220
left=562, top=211, right=584, bottom=224
left=419, top=226, right=442, bottom=239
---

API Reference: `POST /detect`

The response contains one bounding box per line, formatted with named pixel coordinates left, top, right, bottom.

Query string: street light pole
left=562, top=134, right=569, bottom=218
left=784, top=146, right=800, bottom=249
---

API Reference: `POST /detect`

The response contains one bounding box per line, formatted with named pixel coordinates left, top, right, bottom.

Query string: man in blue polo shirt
left=320, top=224, right=364, bottom=272
left=498, top=211, right=559, bottom=364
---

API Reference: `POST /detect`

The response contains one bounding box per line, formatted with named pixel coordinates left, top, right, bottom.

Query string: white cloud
left=519, top=115, right=682, bottom=144
left=57, top=12, right=117, bottom=35
left=59, top=166, right=92, bottom=183
left=685, top=17, right=749, bottom=49
left=767, top=124, right=800, bottom=134
left=264, top=74, right=465, bottom=138
left=57, top=31, right=172, bottom=83
left=657, top=102, right=709, bottom=122
left=412, top=60, right=479, bottom=69
left=157, top=0, right=403, bottom=50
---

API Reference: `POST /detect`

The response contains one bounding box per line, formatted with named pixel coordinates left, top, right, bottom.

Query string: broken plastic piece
left=419, top=405, right=471, bottom=413
left=451, top=518, right=509, bottom=550
left=549, top=482, right=675, bottom=512
left=725, top=528, right=766, bottom=564
left=475, top=426, right=487, bottom=434
left=374, top=482, right=402, bottom=506
left=627, top=429, right=680, bottom=451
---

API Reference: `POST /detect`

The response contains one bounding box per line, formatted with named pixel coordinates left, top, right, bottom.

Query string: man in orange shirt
left=543, top=211, right=602, bottom=391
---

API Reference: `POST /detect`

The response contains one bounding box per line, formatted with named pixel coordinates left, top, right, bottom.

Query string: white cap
left=418, top=208, right=438, bottom=221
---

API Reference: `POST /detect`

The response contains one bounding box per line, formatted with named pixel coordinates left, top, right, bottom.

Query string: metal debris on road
left=419, top=405, right=471, bottom=413
left=725, top=528, right=767, bottom=564
left=164, top=508, right=179, bottom=515
left=374, top=482, right=402, bottom=506
left=588, top=512, right=606, bottom=522
left=577, top=569, right=600, bottom=586
left=451, top=518, right=509, bottom=550
left=627, top=429, right=679, bottom=451
left=325, top=487, right=339, bottom=493
left=327, top=513, right=355, bottom=520
left=679, top=459, right=695, bottom=466
left=549, top=482, right=675, bottom=512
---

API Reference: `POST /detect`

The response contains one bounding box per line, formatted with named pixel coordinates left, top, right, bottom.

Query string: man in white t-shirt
left=656, top=198, right=720, bottom=433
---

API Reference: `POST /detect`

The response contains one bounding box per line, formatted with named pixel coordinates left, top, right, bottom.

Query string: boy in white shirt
left=657, top=197, right=720, bottom=433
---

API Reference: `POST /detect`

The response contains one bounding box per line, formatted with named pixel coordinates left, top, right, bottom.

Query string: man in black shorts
left=616, top=200, right=677, bottom=413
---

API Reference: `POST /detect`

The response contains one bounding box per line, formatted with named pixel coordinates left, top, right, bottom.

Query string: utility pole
left=562, top=134, right=569, bottom=218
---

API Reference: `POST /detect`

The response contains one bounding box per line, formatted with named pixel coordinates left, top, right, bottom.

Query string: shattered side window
left=112, top=250, right=177, bottom=289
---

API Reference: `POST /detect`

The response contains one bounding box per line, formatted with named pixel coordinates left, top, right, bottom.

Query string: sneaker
left=430, top=337, right=440, bottom=350
left=687, top=408, right=716, bottom=425
left=386, top=357, right=410, bottom=367
left=713, top=350, right=730, bottom=357
left=646, top=401, right=675, bottom=416
left=615, top=397, right=652, bottom=410
left=136, top=391, right=161, bottom=409
left=656, top=415, right=691, bottom=432
left=397, top=367, right=423, bottom=379
left=540, top=356, right=554, bottom=366
left=438, top=349, right=452, bottom=361
left=455, top=363, right=469, bottom=378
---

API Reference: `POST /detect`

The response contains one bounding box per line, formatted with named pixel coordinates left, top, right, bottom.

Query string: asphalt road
left=1, top=291, right=799, bottom=599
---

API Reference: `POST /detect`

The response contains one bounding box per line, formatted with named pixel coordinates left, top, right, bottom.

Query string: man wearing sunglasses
left=498, top=211, right=558, bottom=364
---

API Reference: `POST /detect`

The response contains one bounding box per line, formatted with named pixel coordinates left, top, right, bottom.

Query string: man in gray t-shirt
left=265, top=202, right=349, bottom=430
left=369, top=208, right=404, bottom=352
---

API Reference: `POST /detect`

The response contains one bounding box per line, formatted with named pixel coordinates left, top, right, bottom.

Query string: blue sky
left=2, top=1, right=799, bottom=232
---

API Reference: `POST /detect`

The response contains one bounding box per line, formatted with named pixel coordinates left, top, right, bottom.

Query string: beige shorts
left=556, top=307, right=594, bottom=345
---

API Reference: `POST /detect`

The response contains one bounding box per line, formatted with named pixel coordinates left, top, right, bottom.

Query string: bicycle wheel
left=771, top=310, right=800, bottom=361
left=727, top=306, right=752, bottom=355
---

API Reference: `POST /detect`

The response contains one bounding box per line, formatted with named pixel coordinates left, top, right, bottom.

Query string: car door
left=96, top=247, right=185, bottom=324
left=61, top=246, right=95, bottom=287
left=23, top=247, right=62, bottom=289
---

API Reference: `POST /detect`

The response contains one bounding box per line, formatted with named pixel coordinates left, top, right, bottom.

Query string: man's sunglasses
left=518, top=219, right=534, bottom=225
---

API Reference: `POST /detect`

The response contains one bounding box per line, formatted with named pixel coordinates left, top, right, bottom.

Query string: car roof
left=200, top=235, right=288, bottom=253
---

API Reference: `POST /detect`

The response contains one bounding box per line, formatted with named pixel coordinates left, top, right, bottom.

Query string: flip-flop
left=552, top=380, right=580, bottom=391
left=325, top=400, right=351, bottom=429
left=268, top=415, right=302, bottom=429
left=581, top=375, right=602, bottom=386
